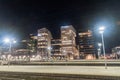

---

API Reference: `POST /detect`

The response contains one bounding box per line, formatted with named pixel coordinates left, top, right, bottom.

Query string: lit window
left=38, top=34, right=41, bottom=36
left=88, top=35, right=92, bottom=37
left=80, top=35, right=83, bottom=37
left=89, top=45, right=93, bottom=48
left=80, top=46, right=83, bottom=48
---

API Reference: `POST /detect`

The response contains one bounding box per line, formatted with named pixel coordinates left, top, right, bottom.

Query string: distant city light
left=98, top=48, right=100, bottom=51
left=98, top=43, right=102, bottom=47
left=13, top=40, right=17, bottom=43
left=48, top=47, right=51, bottom=50
left=32, top=55, right=35, bottom=58
left=61, top=26, right=69, bottom=28
left=38, top=34, right=41, bottom=36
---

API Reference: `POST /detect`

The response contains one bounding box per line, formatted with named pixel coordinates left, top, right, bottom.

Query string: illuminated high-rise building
left=37, top=28, right=52, bottom=60
left=51, top=39, right=62, bottom=60
left=28, top=34, right=37, bottom=53
left=78, top=30, right=95, bottom=59
left=61, top=25, right=79, bottom=60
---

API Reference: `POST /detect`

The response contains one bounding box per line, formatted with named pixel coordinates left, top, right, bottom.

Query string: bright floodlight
left=98, top=43, right=102, bottom=47
left=99, top=26, right=105, bottom=30
left=99, top=26, right=105, bottom=34
left=4, top=38, right=10, bottom=43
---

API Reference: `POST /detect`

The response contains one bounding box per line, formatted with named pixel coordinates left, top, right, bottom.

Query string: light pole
left=63, top=50, right=67, bottom=61
left=98, top=43, right=102, bottom=59
left=47, top=47, right=52, bottom=61
left=4, top=38, right=16, bottom=54
left=4, top=38, right=16, bottom=66
left=99, top=26, right=107, bottom=69
left=4, top=38, right=11, bottom=53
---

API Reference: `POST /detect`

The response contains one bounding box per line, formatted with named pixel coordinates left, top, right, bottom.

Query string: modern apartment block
left=61, top=25, right=79, bottom=60
left=37, top=28, right=52, bottom=60
left=28, top=34, right=37, bottom=53
left=112, top=46, right=120, bottom=59
left=78, top=30, right=95, bottom=59
left=51, top=39, right=62, bottom=60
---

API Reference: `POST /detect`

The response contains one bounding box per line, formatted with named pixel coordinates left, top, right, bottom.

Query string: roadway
left=0, top=65, right=120, bottom=77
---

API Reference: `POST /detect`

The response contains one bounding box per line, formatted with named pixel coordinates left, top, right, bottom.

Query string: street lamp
left=4, top=38, right=10, bottom=43
left=98, top=43, right=102, bottom=47
left=48, top=47, right=52, bottom=60
left=98, top=43, right=102, bottom=59
left=99, top=26, right=107, bottom=69
left=4, top=38, right=17, bottom=53
left=63, top=50, right=67, bottom=61
left=4, top=38, right=17, bottom=66
left=13, top=40, right=17, bottom=44
left=4, top=38, right=11, bottom=53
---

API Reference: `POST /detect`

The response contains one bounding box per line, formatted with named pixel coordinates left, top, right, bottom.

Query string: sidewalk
left=0, top=65, right=119, bottom=77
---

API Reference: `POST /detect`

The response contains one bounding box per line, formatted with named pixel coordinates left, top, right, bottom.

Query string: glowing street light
left=4, top=38, right=17, bottom=66
left=48, top=47, right=52, bottom=60
left=98, top=43, right=102, bottom=59
left=98, top=43, right=102, bottom=47
left=4, top=38, right=11, bottom=53
left=4, top=38, right=17, bottom=53
left=48, top=47, right=51, bottom=50
left=99, top=26, right=105, bottom=34
left=4, top=38, right=10, bottom=43
left=13, top=40, right=17, bottom=43
left=98, top=26, right=107, bottom=69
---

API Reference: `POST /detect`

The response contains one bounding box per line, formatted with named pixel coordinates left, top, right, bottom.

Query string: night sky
left=0, top=0, right=120, bottom=53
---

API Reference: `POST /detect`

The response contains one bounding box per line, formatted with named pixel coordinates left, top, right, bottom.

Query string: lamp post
left=63, top=50, right=67, bottom=61
left=4, top=38, right=16, bottom=66
left=99, top=26, right=107, bottom=69
left=98, top=43, right=102, bottom=59
left=4, top=38, right=16, bottom=53
left=48, top=47, right=52, bottom=61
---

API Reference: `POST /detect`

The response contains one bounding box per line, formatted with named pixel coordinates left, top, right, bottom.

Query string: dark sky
left=0, top=0, right=120, bottom=52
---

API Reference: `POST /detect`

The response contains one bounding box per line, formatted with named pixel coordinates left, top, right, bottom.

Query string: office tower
left=78, top=30, right=95, bottom=59
left=61, top=25, right=79, bottom=60
left=37, top=28, right=52, bottom=60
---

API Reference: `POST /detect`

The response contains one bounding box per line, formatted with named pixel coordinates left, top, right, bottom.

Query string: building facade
left=27, top=34, right=37, bottom=53
left=112, top=46, right=120, bottom=59
left=61, top=25, right=79, bottom=60
left=37, top=28, right=52, bottom=60
left=78, top=30, right=95, bottom=59
left=51, top=39, right=63, bottom=60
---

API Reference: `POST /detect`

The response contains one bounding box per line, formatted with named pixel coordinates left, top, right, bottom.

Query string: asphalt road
left=0, top=65, right=120, bottom=80
left=0, top=72, right=107, bottom=80
left=0, top=65, right=120, bottom=76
